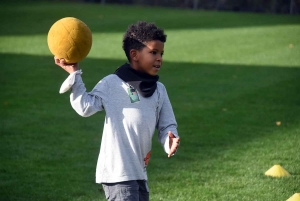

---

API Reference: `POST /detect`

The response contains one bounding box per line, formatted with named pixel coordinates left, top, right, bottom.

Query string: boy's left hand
left=168, top=131, right=180, bottom=158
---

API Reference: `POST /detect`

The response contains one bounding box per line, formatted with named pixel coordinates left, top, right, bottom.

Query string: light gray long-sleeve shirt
left=68, top=72, right=178, bottom=183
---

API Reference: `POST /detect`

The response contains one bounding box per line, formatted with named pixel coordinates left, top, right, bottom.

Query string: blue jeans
left=102, top=180, right=149, bottom=201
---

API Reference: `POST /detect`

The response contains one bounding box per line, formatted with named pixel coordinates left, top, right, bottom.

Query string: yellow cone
left=265, top=165, right=290, bottom=177
left=287, top=193, right=300, bottom=201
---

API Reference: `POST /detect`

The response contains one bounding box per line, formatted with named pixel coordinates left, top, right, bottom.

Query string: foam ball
left=47, top=17, right=92, bottom=64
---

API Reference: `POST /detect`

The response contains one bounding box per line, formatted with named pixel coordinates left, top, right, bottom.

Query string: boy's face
left=131, top=40, right=164, bottom=76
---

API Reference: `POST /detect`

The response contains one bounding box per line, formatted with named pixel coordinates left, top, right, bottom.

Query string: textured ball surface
left=47, top=17, right=92, bottom=64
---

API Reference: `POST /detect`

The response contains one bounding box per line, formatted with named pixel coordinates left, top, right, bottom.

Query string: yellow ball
left=47, top=17, right=92, bottom=64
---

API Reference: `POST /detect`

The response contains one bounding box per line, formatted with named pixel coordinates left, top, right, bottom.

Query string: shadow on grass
left=1, top=53, right=300, bottom=200
left=0, top=1, right=300, bottom=36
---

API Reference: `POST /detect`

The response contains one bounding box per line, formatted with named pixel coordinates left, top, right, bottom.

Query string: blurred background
left=0, top=0, right=299, bottom=200
left=82, top=0, right=300, bottom=14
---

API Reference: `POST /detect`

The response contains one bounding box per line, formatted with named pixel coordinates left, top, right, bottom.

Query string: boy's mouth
left=153, top=65, right=161, bottom=69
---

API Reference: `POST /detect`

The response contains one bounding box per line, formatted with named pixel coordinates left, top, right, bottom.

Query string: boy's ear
left=130, top=49, right=139, bottom=61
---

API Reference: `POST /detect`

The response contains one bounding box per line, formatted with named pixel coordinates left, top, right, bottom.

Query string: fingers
left=168, top=131, right=180, bottom=158
left=168, top=146, right=177, bottom=158
left=54, top=56, right=69, bottom=66
left=54, top=56, right=66, bottom=67
left=54, top=56, right=61, bottom=66
left=54, top=56, right=78, bottom=74
left=168, top=141, right=179, bottom=158
left=60, top=58, right=65, bottom=65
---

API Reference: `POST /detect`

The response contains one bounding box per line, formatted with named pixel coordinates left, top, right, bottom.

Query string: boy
left=55, top=21, right=180, bottom=201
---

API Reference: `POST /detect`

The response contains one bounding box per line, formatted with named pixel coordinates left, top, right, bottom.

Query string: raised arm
left=70, top=74, right=106, bottom=117
left=55, top=57, right=106, bottom=117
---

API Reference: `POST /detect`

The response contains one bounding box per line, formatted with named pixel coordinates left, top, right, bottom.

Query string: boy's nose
left=156, top=55, right=162, bottom=61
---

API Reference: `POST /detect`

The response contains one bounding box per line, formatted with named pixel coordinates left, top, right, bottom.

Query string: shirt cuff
left=164, top=135, right=170, bottom=154
left=59, top=70, right=82, bottom=94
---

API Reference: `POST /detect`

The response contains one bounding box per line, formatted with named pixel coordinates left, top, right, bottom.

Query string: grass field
left=0, top=1, right=300, bottom=200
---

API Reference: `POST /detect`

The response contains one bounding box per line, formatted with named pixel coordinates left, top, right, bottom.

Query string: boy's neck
left=129, top=62, right=141, bottom=73
left=129, top=62, right=149, bottom=76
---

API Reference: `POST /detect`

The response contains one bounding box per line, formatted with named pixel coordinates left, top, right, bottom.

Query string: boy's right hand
left=54, top=56, right=79, bottom=74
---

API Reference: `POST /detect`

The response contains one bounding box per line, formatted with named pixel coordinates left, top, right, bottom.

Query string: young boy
left=55, top=21, right=180, bottom=201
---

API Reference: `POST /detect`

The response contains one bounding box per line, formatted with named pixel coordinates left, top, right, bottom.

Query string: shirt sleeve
left=67, top=71, right=108, bottom=117
left=156, top=85, right=179, bottom=154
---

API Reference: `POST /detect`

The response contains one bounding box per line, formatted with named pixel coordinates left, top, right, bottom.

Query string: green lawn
left=0, top=1, right=300, bottom=201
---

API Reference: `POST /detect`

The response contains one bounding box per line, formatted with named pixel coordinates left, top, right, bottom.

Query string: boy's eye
left=150, top=51, right=164, bottom=56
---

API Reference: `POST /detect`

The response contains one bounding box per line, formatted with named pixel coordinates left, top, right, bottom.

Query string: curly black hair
left=122, top=21, right=167, bottom=62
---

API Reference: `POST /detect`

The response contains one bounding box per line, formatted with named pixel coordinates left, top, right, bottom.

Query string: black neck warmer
left=115, top=63, right=159, bottom=97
